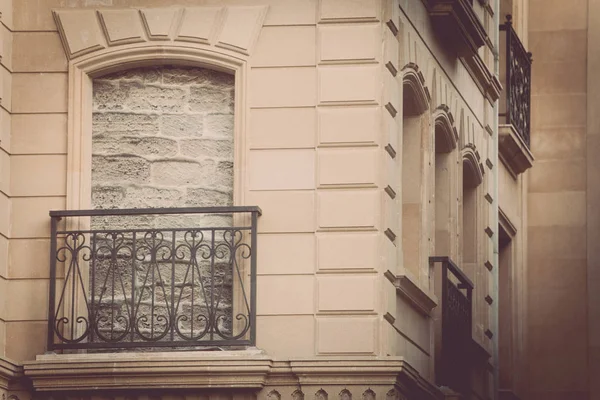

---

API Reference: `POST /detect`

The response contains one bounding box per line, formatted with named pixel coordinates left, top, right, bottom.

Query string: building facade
left=0, top=0, right=590, bottom=400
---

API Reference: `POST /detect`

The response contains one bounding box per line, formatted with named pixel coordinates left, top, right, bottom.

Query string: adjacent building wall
left=527, top=0, right=589, bottom=399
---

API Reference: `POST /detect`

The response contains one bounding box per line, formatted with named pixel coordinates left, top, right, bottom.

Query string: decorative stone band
left=23, top=351, right=442, bottom=400
left=0, top=358, right=21, bottom=391
left=53, top=6, right=269, bottom=60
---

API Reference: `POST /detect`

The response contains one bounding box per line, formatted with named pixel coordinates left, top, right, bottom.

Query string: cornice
left=0, top=357, right=22, bottom=390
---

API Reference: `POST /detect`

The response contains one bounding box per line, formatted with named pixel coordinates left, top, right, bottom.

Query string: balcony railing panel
left=430, top=256, right=474, bottom=396
left=48, top=206, right=261, bottom=351
left=500, top=15, right=532, bottom=147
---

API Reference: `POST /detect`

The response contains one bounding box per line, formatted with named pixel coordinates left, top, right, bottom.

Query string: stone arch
left=315, top=389, right=328, bottom=400
left=362, top=389, right=375, bottom=400
left=61, top=42, right=249, bottom=213
left=401, top=62, right=431, bottom=116
left=292, top=390, right=305, bottom=400
left=52, top=6, right=269, bottom=212
left=267, top=391, right=282, bottom=400
left=462, top=144, right=484, bottom=188
left=433, top=104, right=459, bottom=153
left=338, top=390, right=352, bottom=400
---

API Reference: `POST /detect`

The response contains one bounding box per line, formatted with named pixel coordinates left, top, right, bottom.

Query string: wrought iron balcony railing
left=47, top=206, right=261, bottom=351
left=430, top=256, right=474, bottom=396
left=500, top=15, right=533, bottom=146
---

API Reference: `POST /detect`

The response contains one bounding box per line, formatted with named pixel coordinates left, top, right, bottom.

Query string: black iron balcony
left=500, top=15, right=532, bottom=147
left=430, top=256, right=474, bottom=396
left=47, top=206, right=261, bottom=351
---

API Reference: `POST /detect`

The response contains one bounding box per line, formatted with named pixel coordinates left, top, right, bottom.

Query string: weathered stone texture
left=91, top=65, right=235, bottom=216
left=90, top=67, right=236, bottom=344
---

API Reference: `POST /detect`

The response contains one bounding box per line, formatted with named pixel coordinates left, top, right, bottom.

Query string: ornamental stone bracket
left=52, top=6, right=269, bottom=60
left=498, top=124, right=534, bottom=176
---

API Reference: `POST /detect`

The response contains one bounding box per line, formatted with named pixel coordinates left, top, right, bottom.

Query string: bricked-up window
left=88, top=66, right=237, bottom=342
left=91, top=66, right=234, bottom=213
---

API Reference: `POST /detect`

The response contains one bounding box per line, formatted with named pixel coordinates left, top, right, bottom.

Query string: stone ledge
left=498, top=124, right=534, bottom=176
left=0, top=357, right=22, bottom=390
left=24, top=349, right=272, bottom=391
left=24, top=353, right=443, bottom=399
left=385, top=270, right=438, bottom=316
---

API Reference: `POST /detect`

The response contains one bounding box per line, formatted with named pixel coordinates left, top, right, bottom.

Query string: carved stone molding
left=462, top=53, right=502, bottom=103
left=433, top=105, right=459, bottom=153
left=24, top=355, right=442, bottom=400
left=462, top=144, right=484, bottom=188
left=0, top=358, right=21, bottom=391
left=385, top=270, right=437, bottom=316
left=402, top=63, right=431, bottom=116
left=53, top=6, right=268, bottom=60
left=498, top=124, right=534, bottom=176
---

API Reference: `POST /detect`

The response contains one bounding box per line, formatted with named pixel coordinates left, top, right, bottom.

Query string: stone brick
left=162, top=67, right=234, bottom=87
left=93, top=80, right=129, bottom=111
left=92, top=155, right=151, bottom=184
left=123, top=186, right=184, bottom=208
left=124, top=81, right=187, bottom=113
left=94, top=136, right=178, bottom=158
left=93, top=112, right=160, bottom=136
left=189, top=86, right=234, bottom=114
left=151, top=159, right=217, bottom=186
left=204, top=114, right=234, bottom=138
left=185, top=188, right=232, bottom=207
left=91, top=186, right=125, bottom=209
left=160, top=114, right=204, bottom=138
left=180, top=138, right=233, bottom=159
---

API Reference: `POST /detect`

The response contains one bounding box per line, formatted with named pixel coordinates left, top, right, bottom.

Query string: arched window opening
left=401, top=78, right=429, bottom=281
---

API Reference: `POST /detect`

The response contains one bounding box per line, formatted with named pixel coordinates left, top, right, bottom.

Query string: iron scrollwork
left=47, top=206, right=260, bottom=350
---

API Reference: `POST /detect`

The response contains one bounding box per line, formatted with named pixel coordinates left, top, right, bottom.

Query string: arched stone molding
left=56, top=37, right=259, bottom=213
left=462, top=144, right=484, bottom=188
left=401, top=63, right=431, bottom=116
left=52, top=6, right=269, bottom=212
left=433, top=104, right=459, bottom=153
left=53, top=6, right=268, bottom=60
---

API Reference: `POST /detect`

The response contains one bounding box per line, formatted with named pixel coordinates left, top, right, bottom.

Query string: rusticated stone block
left=151, top=159, right=217, bottom=186
left=180, top=138, right=233, bottom=159
left=93, top=113, right=160, bottom=136
left=124, top=81, right=187, bottom=112
left=189, top=86, right=234, bottom=113
left=204, top=113, right=234, bottom=138
left=92, top=155, right=151, bottom=184
left=160, top=114, right=204, bottom=138
left=186, top=188, right=232, bottom=207
left=93, top=136, right=179, bottom=158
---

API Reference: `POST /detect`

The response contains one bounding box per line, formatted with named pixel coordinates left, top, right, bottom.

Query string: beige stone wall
left=0, top=1, right=512, bottom=400
left=0, top=0, right=10, bottom=365
left=527, top=0, right=590, bottom=399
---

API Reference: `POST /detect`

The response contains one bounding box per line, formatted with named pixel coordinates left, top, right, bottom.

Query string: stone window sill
left=499, top=124, right=534, bottom=177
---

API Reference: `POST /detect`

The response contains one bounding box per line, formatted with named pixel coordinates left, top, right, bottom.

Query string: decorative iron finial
left=506, top=14, right=513, bottom=24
